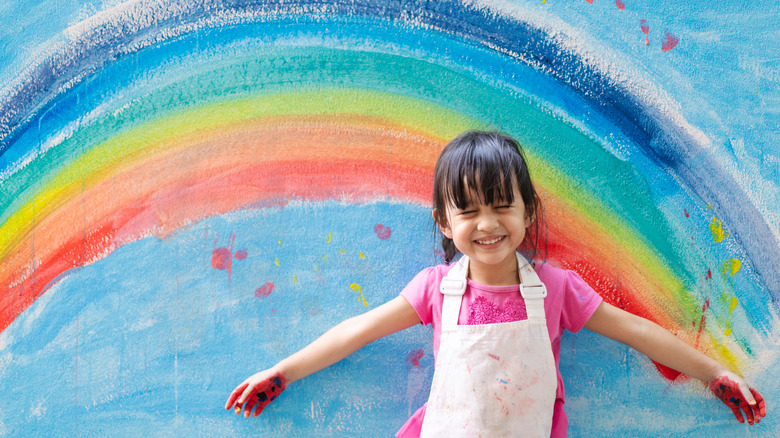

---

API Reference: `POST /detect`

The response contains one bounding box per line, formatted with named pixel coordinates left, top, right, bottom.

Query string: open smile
left=475, top=236, right=505, bottom=245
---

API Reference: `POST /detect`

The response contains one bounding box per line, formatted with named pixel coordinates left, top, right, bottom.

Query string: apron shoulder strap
left=516, top=253, right=547, bottom=322
left=440, top=256, right=468, bottom=328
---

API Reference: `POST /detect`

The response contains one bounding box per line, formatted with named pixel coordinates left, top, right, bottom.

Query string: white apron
left=419, top=253, right=557, bottom=437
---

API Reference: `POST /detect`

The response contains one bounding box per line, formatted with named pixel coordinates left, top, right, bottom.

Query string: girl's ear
left=432, top=209, right=453, bottom=239
left=525, top=212, right=534, bottom=228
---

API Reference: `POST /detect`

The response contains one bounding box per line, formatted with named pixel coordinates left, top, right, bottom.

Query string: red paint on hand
left=709, top=375, right=766, bottom=425
left=406, top=349, right=425, bottom=367
left=374, top=224, right=392, bottom=240
left=231, top=373, right=289, bottom=418
left=255, top=282, right=274, bottom=298
left=615, top=0, right=625, bottom=10
left=662, top=31, right=679, bottom=51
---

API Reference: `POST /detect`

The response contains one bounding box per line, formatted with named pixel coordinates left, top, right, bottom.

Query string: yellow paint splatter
left=326, top=232, right=333, bottom=244
left=359, top=251, right=365, bottom=259
left=721, top=258, right=741, bottom=276
left=338, top=249, right=346, bottom=254
left=275, top=258, right=280, bottom=267
left=350, top=283, right=368, bottom=307
left=323, top=255, right=328, bottom=262
left=728, top=295, right=739, bottom=311
left=278, top=240, right=282, bottom=245
left=293, top=274, right=298, bottom=284
left=709, top=216, right=730, bottom=243
left=314, top=264, right=318, bottom=272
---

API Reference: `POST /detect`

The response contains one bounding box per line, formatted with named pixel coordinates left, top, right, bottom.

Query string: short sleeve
left=399, top=267, right=440, bottom=327
left=559, top=269, right=603, bottom=333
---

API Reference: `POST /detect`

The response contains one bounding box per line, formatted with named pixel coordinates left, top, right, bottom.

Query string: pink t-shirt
left=396, top=261, right=603, bottom=438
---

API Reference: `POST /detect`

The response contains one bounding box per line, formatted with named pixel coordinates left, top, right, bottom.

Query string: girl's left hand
left=708, top=370, right=767, bottom=425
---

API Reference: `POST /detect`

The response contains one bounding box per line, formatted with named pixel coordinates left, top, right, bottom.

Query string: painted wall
left=0, top=1, right=777, bottom=436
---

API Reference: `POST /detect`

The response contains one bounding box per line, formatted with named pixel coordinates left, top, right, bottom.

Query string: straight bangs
left=438, top=138, right=525, bottom=211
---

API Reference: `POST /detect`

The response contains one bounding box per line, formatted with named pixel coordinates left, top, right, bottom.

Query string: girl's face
left=436, top=178, right=531, bottom=285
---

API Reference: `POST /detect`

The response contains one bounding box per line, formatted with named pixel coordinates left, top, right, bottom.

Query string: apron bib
left=419, top=253, right=557, bottom=437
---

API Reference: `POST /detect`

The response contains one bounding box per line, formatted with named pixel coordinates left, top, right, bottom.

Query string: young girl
left=225, top=131, right=766, bottom=436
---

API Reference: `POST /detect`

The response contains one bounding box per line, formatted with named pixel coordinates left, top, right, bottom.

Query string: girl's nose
left=477, top=212, right=499, bottom=231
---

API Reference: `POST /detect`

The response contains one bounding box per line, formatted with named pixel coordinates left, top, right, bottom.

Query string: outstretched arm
left=584, top=301, right=767, bottom=425
left=225, top=295, right=421, bottom=418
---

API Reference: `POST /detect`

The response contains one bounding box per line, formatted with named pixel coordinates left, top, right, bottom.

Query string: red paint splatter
left=695, top=298, right=710, bottom=348
left=235, top=249, right=248, bottom=260
left=488, top=353, right=501, bottom=361
left=706, top=269, right=712, bottom=280
left=374, top=224, right=392, bottom=240
left=406, top=349, right=425, bottom=367
left=653, top=361, right=687, bottom=381
left=684, top=208, right=689, bottom=218
left=662, top=31, right=679, bottom=52
left=640, top=20, right=650, bottom=35
left=585, top=0, right=593, bottom=3
left=212, top=248, right=232, bottom=270
left=615, top=0, right=625, bottom=10
left=640, top=19, right=650, bottom=45
left=255, top=282, right=275, bottom=298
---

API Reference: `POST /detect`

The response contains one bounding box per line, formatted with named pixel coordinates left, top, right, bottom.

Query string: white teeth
left=476, top=236, right=503, bottom=245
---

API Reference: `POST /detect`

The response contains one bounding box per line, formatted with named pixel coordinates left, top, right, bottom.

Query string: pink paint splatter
left=585, top=0, right=593, bottom=3
left=662, top=31, right=679, bottom=51
left=374, top=224, right=392, bottom=240
left=616, top=0, right=625, bottom=10
left=212, top=248, right=232, bottom=271
left=255, top=282, right=275, bottom=298
left=488, top=353, right=501, bottom=361
left=406, top=349, right=424, bottom=367
left=235, top=249, right=248, bottom=260
left=640, top=19, right=650, bottom=45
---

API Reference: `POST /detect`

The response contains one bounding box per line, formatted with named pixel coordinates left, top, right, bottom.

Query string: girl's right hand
left=225, top=370, right=289, bottom=418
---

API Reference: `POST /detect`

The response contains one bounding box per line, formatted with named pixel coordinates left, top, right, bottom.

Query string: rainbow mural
left=1, top=0, right=777, bottom=436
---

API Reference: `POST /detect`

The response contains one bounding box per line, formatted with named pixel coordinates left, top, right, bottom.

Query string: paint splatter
left=350, top=283, right=368, bottom=307
left=488, top=353, right=501, bottom=361
left=661, top=31, right=679, bottom=51
left=234, top=250, right=248, bottom=260
left=683, top=208, right=689, bottom=218
left=695, top=298, right=710, bottom=347
left=640, top=19, right=650, bottom=45
left=212, top=248, right=232, bottom=271
left=585, top=0, right=593, bottom=3
left=709, top=216, right=729, bottom=242
left=326, top=232, right=333, bottom=244
left=255, top=282, right=274, bottom=298
left=406, top=349, right=424, bottom=367
left=721, top=258, right=742, bottom=276
left=374, top=224, right=391, bottom=240
left=616, top=0, right=625, bottom=10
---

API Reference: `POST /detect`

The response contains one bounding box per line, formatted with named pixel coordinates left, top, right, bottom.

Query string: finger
left=740, top=402, right=755, bottom=425
left=750, top=388, right=767, bottom=417
left=737, top=382, right=757, bottom=406
left=729, top=405, right=745, bottom=424
left=243, top=398, right=258, bottom=418
left=225, top=383, right=248, bottom=410
left=238, top=383, right=258, bottom=405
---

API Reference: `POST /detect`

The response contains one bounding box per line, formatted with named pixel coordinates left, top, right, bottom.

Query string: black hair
left=432, top=130, right=546, bottom=264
